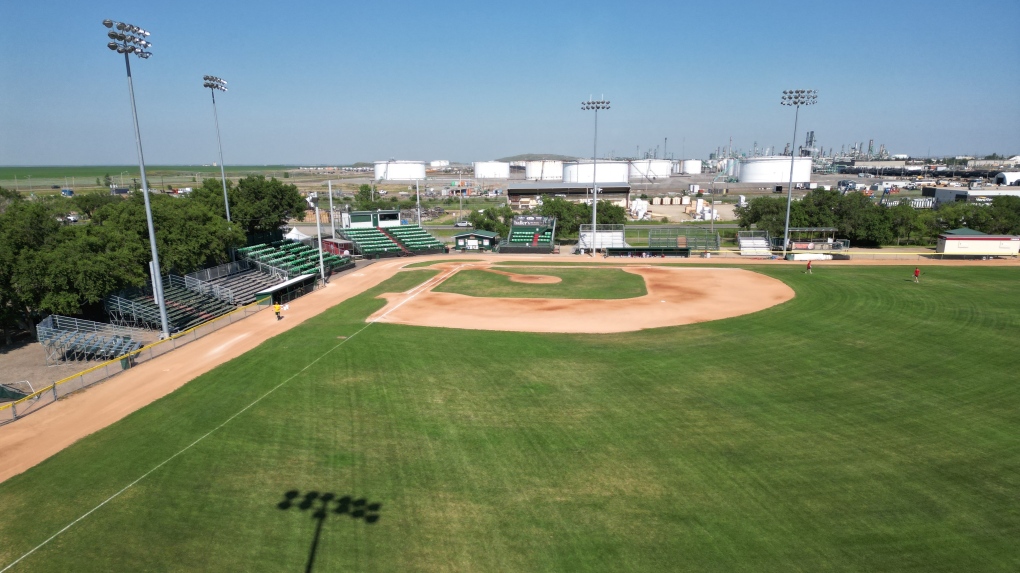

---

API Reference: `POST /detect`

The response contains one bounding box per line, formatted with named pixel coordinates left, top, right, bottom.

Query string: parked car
left=453, top=221, right=472, bottom=228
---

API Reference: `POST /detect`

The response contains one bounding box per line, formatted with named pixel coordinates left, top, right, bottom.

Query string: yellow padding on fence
left=0, top=298, right=267, bottom=415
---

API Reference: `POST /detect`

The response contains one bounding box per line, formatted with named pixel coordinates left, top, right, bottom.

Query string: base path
left=1, top=253, right=1016, bottom=483
left=369, top=264, right=794, bottom=333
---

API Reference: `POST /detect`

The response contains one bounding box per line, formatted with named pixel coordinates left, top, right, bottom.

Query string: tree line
left=735, top=190, right=1020, bottom=246
left=466, top=196, right=627, bottom=238
left=0, top=176, right=305, bottom=344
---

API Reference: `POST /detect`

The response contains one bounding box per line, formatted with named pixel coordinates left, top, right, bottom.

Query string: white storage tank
left=736, top=156, right=811, bottom=184
left=473, top=161, right=510, bottom=179
left=562, top=161, right=629, bottom=184
left=725, top=158, right=738, bottom=177
left=524, top=160, right=564, bottom=181
left=681, top=159, right=703, bottom=175
left=374, top=160, right=426, bottom=180
left=628, top=159, right=672, bottom=182
left=430, top=160, right=450, bottom=168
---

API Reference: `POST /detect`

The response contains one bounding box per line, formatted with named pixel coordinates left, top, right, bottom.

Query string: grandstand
left=385, top=225, right=445, bottom=254
left=105, top=280, right=239, bottom=333
left=339, top=228, right=405, bottom=258
left=186, top=261, right=285, bottom=306
left=236, top=240, right=355, bottom=277
left=738, top=230, right=773, bottom=256
left=36, top=315, right=151, bottom=364
left=498, top=215, right=557, bottom=254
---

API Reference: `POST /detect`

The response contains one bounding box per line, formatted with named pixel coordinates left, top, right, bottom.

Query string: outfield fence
left=0, top=297, right=270, bottom=426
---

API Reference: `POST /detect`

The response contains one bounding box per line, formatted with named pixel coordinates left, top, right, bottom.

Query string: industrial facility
left=628, top=159, right=672, bottom=182
left=374, top=160, right=426, bottom=181
left=473, top=161, right=510, bottom=179
left=562, top=160, right=630, bottom=184
left=506, top=182, right=631, bottom=212
left=734, top=157, right=812, bottom=184
left=524, top=160, right=564, bottom=181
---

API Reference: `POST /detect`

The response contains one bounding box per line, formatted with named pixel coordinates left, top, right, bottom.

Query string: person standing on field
left=274, top=302, right=282, bottom=320
left=913, top=267, right=920, bottom=283
left=806, top=260, right=812, bottom=274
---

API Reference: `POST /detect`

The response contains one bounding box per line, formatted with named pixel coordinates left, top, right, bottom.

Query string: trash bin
left=120, top=356, right=132, bottom=370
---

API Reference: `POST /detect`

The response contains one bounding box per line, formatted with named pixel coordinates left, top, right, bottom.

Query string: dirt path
left=369, top=264, right=794, bottom=333
left=1, top=253, right=1016, bottom=483
left=0, top=259, right=412, bottom=483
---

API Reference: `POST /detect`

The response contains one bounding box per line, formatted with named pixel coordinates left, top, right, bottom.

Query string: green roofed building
left=453, top=230, right=500, bottom=251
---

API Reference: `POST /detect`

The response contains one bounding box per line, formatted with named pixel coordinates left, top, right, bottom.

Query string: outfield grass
left=1, top=266, right=1018, bottom=572
left=433, top=267, right=647, bottom=299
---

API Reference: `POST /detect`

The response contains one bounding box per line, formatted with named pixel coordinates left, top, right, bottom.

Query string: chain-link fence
left=0, top=297, right=269, bottom=426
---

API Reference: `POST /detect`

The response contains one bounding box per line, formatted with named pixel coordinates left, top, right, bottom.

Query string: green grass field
left=433, top=267, right=647, bottom=299
left=1, top=265, right=1018, bottom=572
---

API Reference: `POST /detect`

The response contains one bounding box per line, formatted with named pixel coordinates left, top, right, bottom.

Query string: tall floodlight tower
left=779, top=89, right=817, bottom=259
left=581, top=96, right=610, bottom=255
left=103, top=19, right=170, bottom=339
left=202, top=75, right=231, bottom=222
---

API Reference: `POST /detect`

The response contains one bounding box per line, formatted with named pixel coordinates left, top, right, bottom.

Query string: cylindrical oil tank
left=473, top=161, right=510, bottom=179
left=628, top=159, right=672, bottom=181
left=524, top=160, right=564, bottom=181
left=725, top=158, right=737, bottom=177
left=562, top=161, right=629, bottom=184
left=374, top=161, right=426, bottom=180
left=681, top=159, right=703, bottom=175
left=736, top=157, right=811, bottom=183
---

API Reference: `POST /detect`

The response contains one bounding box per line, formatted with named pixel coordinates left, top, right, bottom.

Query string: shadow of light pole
left=278, top=489, right=382, bottom=572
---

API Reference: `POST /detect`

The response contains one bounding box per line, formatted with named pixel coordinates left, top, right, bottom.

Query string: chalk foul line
left=1, top=272, right=439, bottom=572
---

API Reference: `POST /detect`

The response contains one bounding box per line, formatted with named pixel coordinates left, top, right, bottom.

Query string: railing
left=105, top=293, right=163, bottom=330
left=0, top=297, right=270, bottom=426
left=168, top=274, right=235, bottom=305
left=186, top=259, right=251, bottom=282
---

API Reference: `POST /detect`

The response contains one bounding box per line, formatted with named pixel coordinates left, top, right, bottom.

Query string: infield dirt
left=1, top=254, right=1016, bottom=483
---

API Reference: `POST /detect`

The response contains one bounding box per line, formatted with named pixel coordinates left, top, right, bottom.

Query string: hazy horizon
left=2, top=0, right=1018, bottom=166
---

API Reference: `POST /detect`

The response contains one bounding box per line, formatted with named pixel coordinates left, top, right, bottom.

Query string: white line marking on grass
left=0, top=271, right=443, bottom=573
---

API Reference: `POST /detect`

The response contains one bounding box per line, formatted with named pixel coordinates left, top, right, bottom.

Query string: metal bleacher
left=37, top=315, right=150, bottom=364
left=105, top=279, right=237, bottom=333
left=738, top=230, right=773, bottom=256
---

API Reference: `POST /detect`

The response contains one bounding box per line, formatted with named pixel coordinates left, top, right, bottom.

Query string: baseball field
left=0, top=260, right=1017, bottom=572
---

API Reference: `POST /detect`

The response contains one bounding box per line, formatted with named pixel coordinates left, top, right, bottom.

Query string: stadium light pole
left=202, top=75, right=231, bottom=222
left=779, top=89, right=817, bottom=260
left=582, top=96, right=609, bottom=256
left=103, top=19, right=170, bottom=339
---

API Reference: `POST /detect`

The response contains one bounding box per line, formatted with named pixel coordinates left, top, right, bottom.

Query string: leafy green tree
left=95, top=193, right=245, bottom=274
left=193, top=175, right=306, bottom=236
left=103, top=173, right=113, bottom=187
left=73, top=192, right=122, bottom=219
left=467, top=205, right=515, bottom=237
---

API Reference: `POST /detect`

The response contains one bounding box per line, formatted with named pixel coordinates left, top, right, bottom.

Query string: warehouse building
left=506, top=182, right=631, bottom=212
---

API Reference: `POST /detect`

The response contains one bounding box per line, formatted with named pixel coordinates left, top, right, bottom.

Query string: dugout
left=322, top=238, right=355, bottom=256
left=453, top=230, right=500, bottom=251
left=254, top=273, right=317, bottom=305
left=777, top=227, right=850, bottom=258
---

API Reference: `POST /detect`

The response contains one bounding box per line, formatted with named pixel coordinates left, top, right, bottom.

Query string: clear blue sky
left=1, top=0, right=1018, bottom=165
